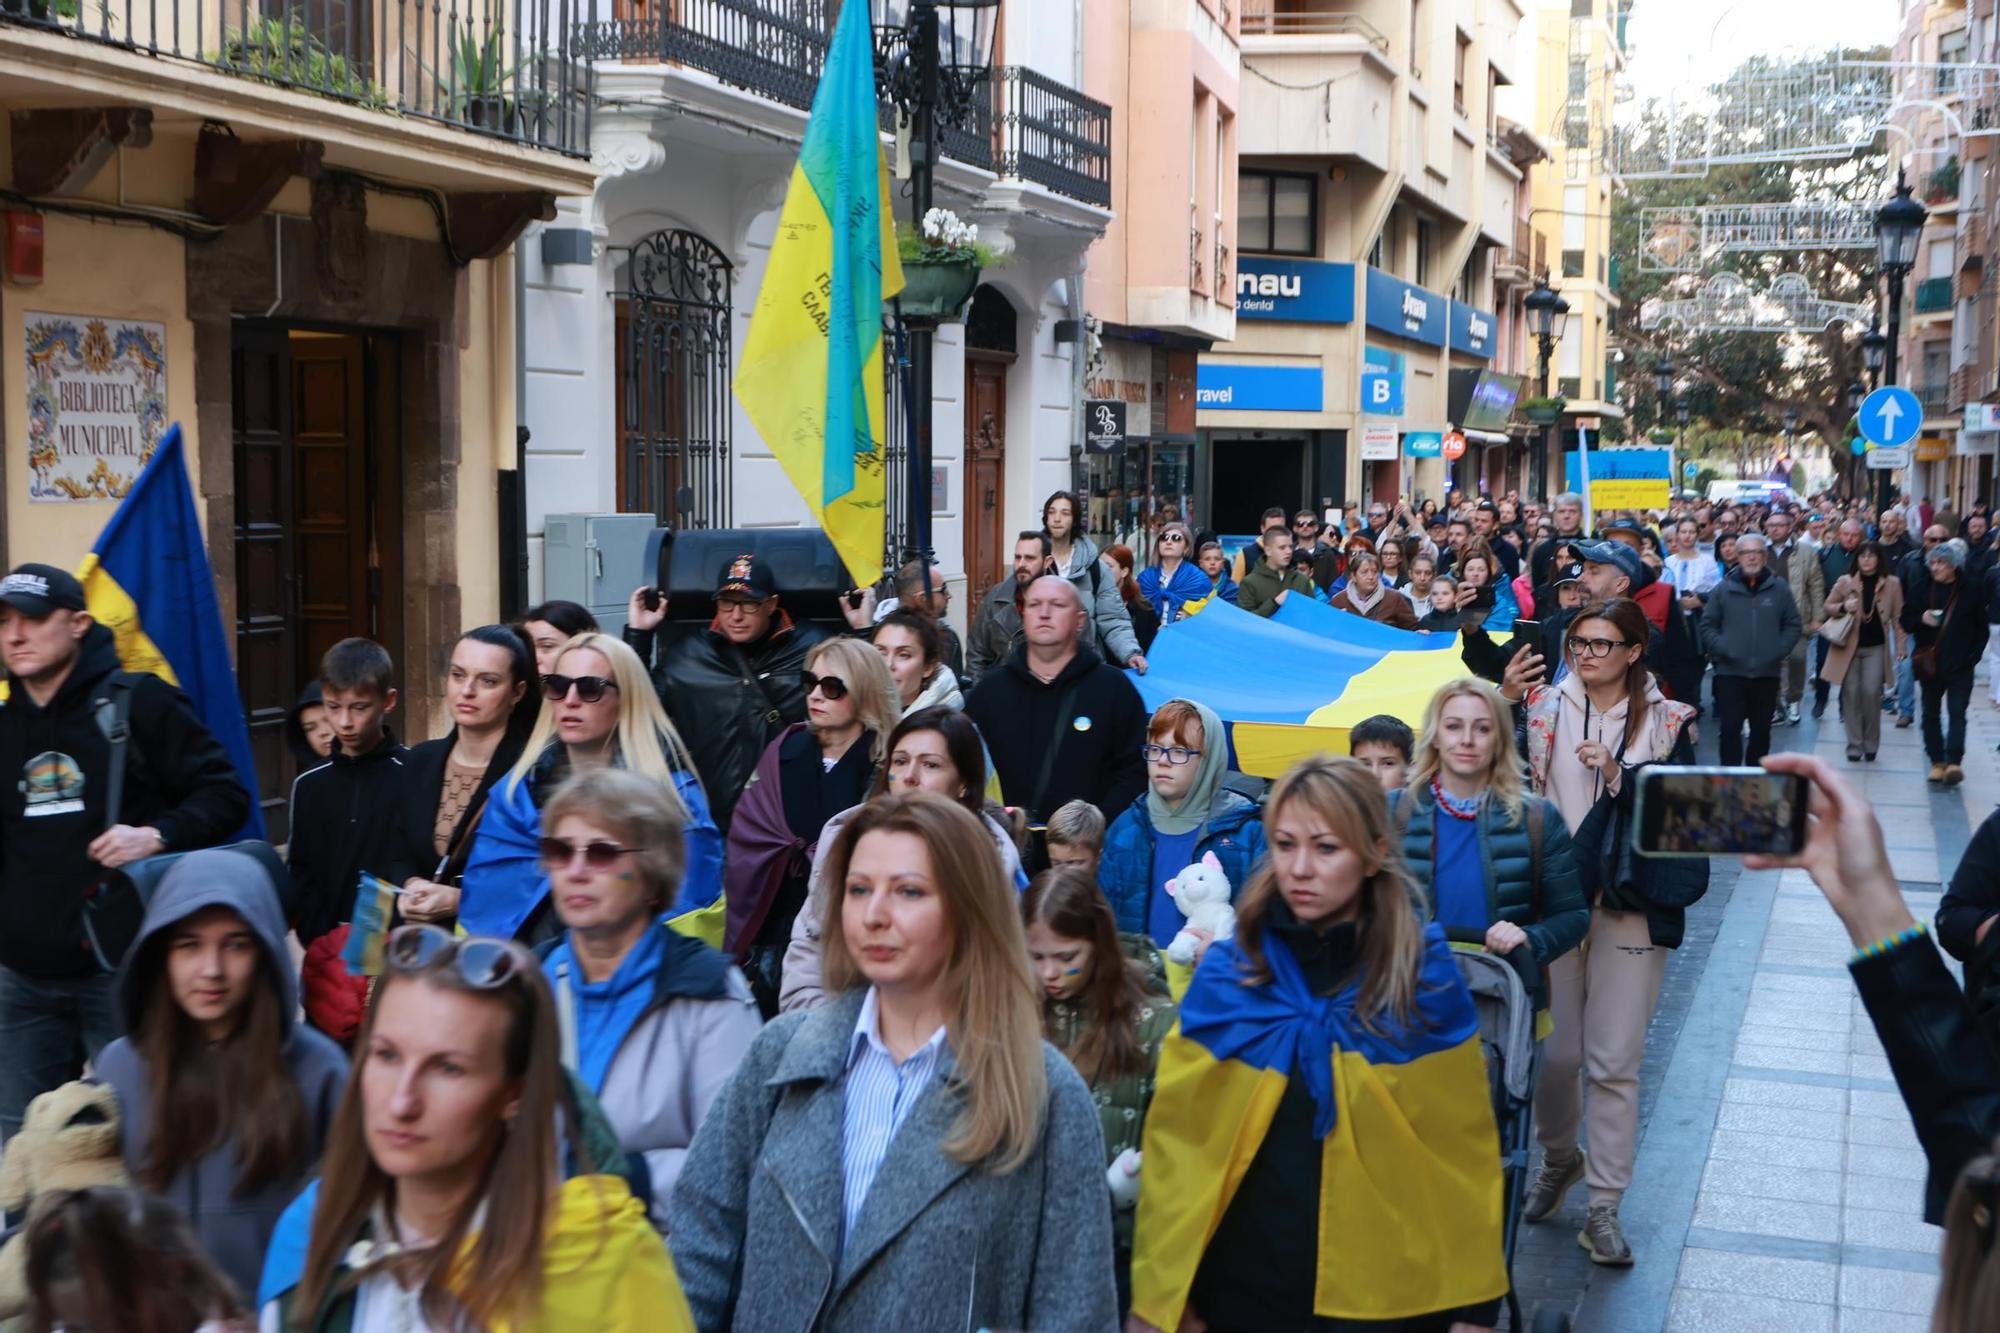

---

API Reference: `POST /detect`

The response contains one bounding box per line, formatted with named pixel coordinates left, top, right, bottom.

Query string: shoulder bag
left=1570, top=723, right=1709, bottom=913
left=1913, top=584, right=1960, bottom=684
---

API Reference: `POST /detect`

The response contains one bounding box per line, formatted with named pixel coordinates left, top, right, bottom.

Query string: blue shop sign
left=1405, top=431, right=1443, bottom=458
left=1361, top=344, right=1405, bottom=417
left=1234, top=258, right=1356, bottom=323
left=1364, top=267, right=1448, bottom=347
left=1449, top=301, right=1496, bottom=359
left=1195, top=363, right=1324, bottom=412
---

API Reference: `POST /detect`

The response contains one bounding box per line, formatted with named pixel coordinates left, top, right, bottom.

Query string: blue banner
left=1196, top=363, right=1324, bottom=412
left=1364, top=267, right=1448, bottom=347
left=1564, top=447, right=1672, bottom=480
left=1361, top=345, right=1405, bottom=417
left=1448, top=301, right=1496, bottom=358
left=1235, top=258, right=1356, bottom=323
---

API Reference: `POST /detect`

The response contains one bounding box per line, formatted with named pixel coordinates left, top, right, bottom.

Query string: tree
left=1613, top=48, right=1891, bottom=497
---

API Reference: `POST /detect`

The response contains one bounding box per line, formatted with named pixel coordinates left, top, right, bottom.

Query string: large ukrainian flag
left=78, top=424, right=263, bottom=838
left=734, top=0, right=904, bottom=585
left=1130, top=921, right=1507, bottom=1328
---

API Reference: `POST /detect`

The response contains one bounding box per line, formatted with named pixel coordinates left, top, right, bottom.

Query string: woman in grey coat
left=671, top=791, right=1119, bottom=1332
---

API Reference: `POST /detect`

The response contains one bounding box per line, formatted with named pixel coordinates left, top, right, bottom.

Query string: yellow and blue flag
left=1130, top=920, right=1508, bottom=1329
left=1129, top=599, right=1468, bottom=776
left=734, top=0, right=905, bottom=585
left=78, top=424, right=263, bottom=838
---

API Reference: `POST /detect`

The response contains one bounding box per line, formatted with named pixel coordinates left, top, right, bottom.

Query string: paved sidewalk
left=1560, top=684, right=1995, bottom=1332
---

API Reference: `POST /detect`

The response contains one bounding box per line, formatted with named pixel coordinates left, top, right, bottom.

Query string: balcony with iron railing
left=1237, top=0, right=1390, bottom=49
left=1916, top=378, right=1952, bottom=413
left=1915, top=276, right=1956, bottom=315
left=0, top=0, right=592, bottom=156
left=579, top=0, right=1109, bottom=205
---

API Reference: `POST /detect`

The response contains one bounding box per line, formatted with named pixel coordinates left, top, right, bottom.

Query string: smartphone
left=1632, top=766, right=1810, bottom=858
left=641, top=586, right=662, bottom=611
left=845, top=589, right=864, bottom=610
left=1512, top=619, right=1542, bottom=651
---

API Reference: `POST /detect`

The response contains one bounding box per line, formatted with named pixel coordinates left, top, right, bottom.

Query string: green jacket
left=1236, top=561, right=1317, bottom=618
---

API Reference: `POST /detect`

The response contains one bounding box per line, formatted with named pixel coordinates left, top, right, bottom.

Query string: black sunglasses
left=542, top=673, right=616, bottom=703
left=538, top=836, right=641, bottom=870
left=801, top=670, right=850, bottom=701
left=385, top=924, right=522, bottom=989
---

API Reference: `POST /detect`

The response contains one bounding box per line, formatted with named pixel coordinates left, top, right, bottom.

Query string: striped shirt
left=840, top=987, right=950, bottom=1250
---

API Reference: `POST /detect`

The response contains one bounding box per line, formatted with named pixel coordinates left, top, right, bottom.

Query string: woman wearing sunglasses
left=94, top=848, right=348, bottom=1300
left=778, top=706, right=1027, bottom=1013
left=537, top=767, right=761, bottom=1227
left=461, top=632, right=721, bottom=947
left=1500, top=596, right=1699, bottom=1268
left=672, top=792, right=1119, bottom=1331
left=257, top=926, right=690, bottom=1330
left=1098, top=698, right=1265, bottom=948
left=723, top=637, right=900, bottom=1015
left=1137, top=521, right=1212, bottom=628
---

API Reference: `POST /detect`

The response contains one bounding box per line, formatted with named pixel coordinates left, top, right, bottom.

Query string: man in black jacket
left=965, top=575, right=1148, bottom=828
left=625, top=552, right=829, bottom=830
left=0, top=563, right=248, bottom=1139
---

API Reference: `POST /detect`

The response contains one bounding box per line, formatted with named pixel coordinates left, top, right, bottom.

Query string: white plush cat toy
left=1164, top=851, right=1235, bottom=966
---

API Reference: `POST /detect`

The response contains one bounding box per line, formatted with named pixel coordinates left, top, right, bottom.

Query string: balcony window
left=1562, top=248, right=1585, bottom=278
left=1454, top=33, right=1470, bottom=116
left=1240, top=170, right=1318, bottom=256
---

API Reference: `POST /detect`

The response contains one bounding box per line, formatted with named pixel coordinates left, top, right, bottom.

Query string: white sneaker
left=1786, top=702, right=1801, bottom=724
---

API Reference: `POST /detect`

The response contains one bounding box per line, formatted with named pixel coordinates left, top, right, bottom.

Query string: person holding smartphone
left=1500, top=597, right=1699, bottom=1268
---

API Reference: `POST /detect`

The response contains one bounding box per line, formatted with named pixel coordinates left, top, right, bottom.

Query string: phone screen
left=1633, top=766, right=1810, bottom=858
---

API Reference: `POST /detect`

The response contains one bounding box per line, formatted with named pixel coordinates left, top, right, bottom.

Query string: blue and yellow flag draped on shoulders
left=1130, top=920, right=1507, bottom=1329
left=78, top=424, right=264, bottom=839
left=734, top=0, right=904, bottom=586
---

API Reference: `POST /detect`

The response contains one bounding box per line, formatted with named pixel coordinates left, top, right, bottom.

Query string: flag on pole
left=733, top=0, right=905, bottom=585
left=78, top=424, right=265, bottom=838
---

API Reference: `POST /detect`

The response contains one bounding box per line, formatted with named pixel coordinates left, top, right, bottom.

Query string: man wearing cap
left=0, top=563, right=249, bottom=1140
left=625, top=552, right=830, bottom=830
left=1700, top=533, right=1803, bottom=766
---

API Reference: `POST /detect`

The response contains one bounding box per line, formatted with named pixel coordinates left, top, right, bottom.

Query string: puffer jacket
left=1699, top=566, right=1802, bottom=678
left=1097, top=791, right=1267, bottom=937
left=1045, top=985, right=1176, bottom=1251
left=1386, top=783, right=1590, bottom=1001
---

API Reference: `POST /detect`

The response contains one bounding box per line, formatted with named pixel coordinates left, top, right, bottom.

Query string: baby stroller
left=1444, top=927, right=1571, bottom=1333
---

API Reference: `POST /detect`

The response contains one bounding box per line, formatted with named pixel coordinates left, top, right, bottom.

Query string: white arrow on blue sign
left=1860, top=386, right=1922, bottom=449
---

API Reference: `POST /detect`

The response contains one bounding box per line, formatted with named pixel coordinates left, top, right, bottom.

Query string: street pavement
left=1512, top=675, right=1986, bottom=1331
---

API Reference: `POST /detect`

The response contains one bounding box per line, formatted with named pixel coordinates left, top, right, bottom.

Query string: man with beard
left=967, top=530, right=1047, bottom=686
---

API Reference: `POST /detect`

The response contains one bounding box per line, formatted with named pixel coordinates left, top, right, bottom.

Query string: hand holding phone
left=1634, top=766, right=1810, bottom=858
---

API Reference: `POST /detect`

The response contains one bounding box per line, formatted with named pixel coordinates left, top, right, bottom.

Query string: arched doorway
left=963, top=285, right=1017, bottom=600
left=615, top=228, right=733, bottom=528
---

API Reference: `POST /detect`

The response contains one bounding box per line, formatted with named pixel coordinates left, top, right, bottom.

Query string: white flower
left=919, top=207, right=977, bottom=251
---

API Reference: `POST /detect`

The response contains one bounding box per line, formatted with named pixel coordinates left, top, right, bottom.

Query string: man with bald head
left=965, top=574, right=1148, bottom=827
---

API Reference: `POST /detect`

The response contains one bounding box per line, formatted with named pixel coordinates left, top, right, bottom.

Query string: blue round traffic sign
left=1860, top=386, right=1922, bottom=449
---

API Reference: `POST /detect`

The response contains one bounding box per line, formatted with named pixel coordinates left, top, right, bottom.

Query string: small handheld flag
left=342, top=872, right=399, bottom=976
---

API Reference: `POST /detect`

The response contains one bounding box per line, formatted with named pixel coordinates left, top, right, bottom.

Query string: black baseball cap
left=0, top=564, right=86, bottom=616
left=1555, top=561, right=1585, bottom=586
left=714, top=553, right=777, bottom=601
left=1475, top=499, right=1500, bottom=515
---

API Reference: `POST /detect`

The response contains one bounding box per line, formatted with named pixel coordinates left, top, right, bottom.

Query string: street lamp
left=1654, top=356, right=1681, bottom=493
left=1846, top=381, right=1867, bottom=413
left=1525, top=277, right=1571, bottom=501
left=878, top=0, right=1000, bottom=568
left=1861, top=318, right=1887, bottom=385
left=1872, top=168, right=1928, bottom=509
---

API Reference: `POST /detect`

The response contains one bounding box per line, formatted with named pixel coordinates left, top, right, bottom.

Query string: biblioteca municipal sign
left=24, top=311, right=168, bottom=503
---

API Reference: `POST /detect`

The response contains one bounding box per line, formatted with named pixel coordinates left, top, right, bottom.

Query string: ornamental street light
left=1525, top=277, right=1571, bottom=500
left=877, top=0, right=1000, bottom=569
left=1861, top=318, right=1887, bottom=384
left=1873, top=169, right=1928, bottom=509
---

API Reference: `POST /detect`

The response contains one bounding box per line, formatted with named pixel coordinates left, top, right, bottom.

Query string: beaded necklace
left=1430, top=777, right=1484, bottom=822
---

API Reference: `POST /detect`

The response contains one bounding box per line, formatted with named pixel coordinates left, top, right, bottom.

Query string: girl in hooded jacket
left=94, top=848, right=348, bottom=1302
left=1098, top=699, right=1266, bottom=945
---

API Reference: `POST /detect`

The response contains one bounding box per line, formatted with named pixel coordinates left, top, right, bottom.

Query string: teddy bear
left=1164, top=851, right=1235, bottom=967
left=0, top=1080, right=132, bottom=1320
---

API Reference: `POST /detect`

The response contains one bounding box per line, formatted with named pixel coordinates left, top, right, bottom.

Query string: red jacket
left=1632, top=577, right=1673, bottom=633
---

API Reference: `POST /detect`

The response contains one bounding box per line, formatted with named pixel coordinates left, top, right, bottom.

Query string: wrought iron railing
left=997, top=65, right=1109, bottom=206
left=1916, top=378, right=1951, bottom=412
left=581, top=0, right=828, bottom=109
left=1, top=0, right=591, bottom=156
left=1915, top=276, right=1955, bottom=314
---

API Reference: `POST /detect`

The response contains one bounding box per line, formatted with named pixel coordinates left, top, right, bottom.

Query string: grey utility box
left=542, top=512, right=662, bottom=637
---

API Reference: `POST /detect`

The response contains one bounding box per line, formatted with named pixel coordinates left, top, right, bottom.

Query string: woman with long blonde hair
left=1128, top=756, right=1508, bottom=1333
left=1389, top=678, right=1589, bottom=1004
left=460, top=632, right=720, bottom=945
left=671, top=792, right=1119, bottom=1330
left=722, top=636, right=899, bottom=1014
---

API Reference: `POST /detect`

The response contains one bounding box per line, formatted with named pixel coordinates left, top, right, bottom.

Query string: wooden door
left=290, top=334, right=372, bottom=676
left=232, top=327, right=297, bottom=839
left=965, top=357, right=1008, bottom=602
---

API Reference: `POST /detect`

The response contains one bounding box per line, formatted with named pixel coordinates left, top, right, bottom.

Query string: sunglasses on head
left=385, top=924, right=523, bottom=989
left=801, top=671, right=850, bottom=701
left=538, top=835, right=641, bottom=869
left=543, top=673, right=616, bottom=703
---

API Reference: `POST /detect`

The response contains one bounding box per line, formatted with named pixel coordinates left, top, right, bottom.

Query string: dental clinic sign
left=1364, top=268, right=1448, bottom=347
left=1234, top=258, right=1356, bottom=324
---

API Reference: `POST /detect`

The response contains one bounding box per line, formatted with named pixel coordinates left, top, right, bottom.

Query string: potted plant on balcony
left=425, top=21, right=538, bottom=135
left=1926, top=157, right=1961, bottom=206
left=1521, top=395, right=1566, bottom=425
left=895, top=208, right=1003, bottom=322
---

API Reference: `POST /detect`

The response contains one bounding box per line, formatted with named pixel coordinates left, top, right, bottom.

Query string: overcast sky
left=1624, top=0, right=1897, bottom=108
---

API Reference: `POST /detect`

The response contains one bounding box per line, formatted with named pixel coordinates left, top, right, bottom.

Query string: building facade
left=521, top=0, right=1114, bottom=615
left=1194, top=0, right=1545, bottom=537
left=0, top=0, right=595, bottom=834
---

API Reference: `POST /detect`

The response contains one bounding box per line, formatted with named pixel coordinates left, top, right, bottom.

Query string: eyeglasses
left=1160, top=532, right=1188, bottom=544
left=538, top=836, right=641, bottom=870
left=1566, top=636, right=1632, bottom=659
left=542, top=673, right=616, bottom=703
left=801, top=671, right=850, bottom=701
left=1142, top=743, right=1202, bottom=765
left=385, top=924, right=523, bottom=989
